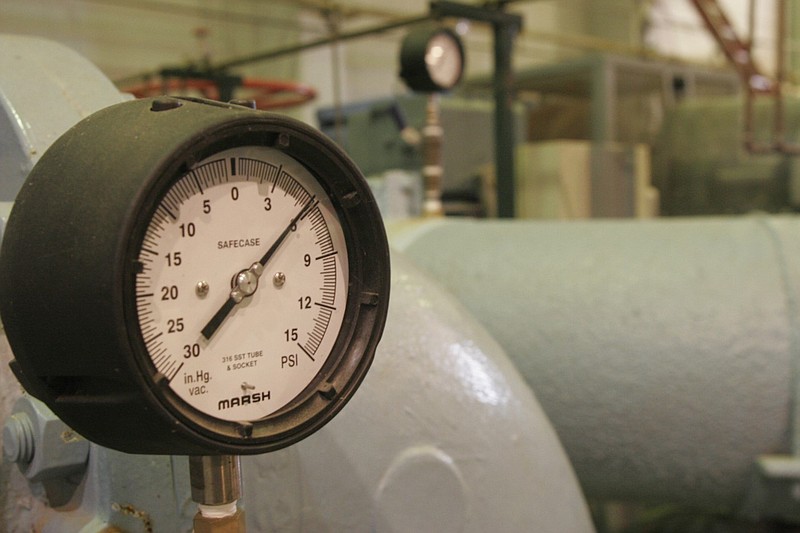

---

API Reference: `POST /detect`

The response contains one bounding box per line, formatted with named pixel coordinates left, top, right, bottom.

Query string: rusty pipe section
left=741, top=0, right=800, bottom=154
left=391, top=216, right=800, bottom=510
left=690, top=0, right=800, bottom=154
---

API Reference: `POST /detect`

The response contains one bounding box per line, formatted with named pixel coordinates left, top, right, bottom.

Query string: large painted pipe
left=1, top=255, right=595, bottom=532
left=392, top=216, right=800, bottom=510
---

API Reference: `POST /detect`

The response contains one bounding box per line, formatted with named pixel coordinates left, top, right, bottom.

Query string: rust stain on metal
left=111, top=502, right=154, bottom=533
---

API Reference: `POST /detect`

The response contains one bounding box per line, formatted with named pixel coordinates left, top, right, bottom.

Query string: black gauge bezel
left=0, top=97, right=390, bottom=455
left=123, top=115, right=375, bottom=451
left=399, top=25, right=465, bottom=92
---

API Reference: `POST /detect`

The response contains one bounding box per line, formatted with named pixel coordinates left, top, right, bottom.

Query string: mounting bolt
left=3, top=412, right=34, bottom=464
left=196, top=280, right=210, bottom=298
left=318, top=382, right=337, bottom=401
left=229, top=98, right=257, bottom=110
left=4, top=396, right=89, bottom=483
left=150, top=97, right=183, bottom=112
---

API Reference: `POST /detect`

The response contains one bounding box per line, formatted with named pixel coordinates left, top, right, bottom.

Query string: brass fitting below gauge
left=193, top=508, right=246, bottom=533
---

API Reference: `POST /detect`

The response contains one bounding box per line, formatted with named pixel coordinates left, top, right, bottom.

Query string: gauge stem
left=190, top=455, right=245, bottom=532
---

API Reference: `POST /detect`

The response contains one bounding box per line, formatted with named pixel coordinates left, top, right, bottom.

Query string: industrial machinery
left=0, top=31, right=395, bottom=530
left=0, top=35, right=593, bottom=532
left=7, top=28, right=800, bottom=533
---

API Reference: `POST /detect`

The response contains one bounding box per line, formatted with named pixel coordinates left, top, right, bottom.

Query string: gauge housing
left=399, top=25, right=465, bottom=92
left=0, top=97, right=390, bottom=455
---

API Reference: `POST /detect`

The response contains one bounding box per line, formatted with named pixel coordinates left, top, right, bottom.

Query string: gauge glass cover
left=425, top=32, right=463, bottom=89
left=135, top=145, right=348, bottom=422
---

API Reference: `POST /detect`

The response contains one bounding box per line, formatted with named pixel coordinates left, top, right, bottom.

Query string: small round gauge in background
left=400, top=26, right=466, bottom=93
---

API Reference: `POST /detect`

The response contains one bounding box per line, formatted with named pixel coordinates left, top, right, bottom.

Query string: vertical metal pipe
left=428, top=2, right=522, bottom=218
left=494, top=21, right=517, bottom=218
left=776, top=0, right=788, bottom=149
left=422, top=93, right=445, bottom=217
left=743, top=0, right=759, bottom=150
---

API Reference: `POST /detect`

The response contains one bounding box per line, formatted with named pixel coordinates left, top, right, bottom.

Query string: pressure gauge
left=400, top=26, right=465, bottom=92
left=0, top=97, right=390, bottom=455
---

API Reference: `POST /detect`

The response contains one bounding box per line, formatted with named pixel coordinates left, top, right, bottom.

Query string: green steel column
left=430, top=1, right=522, bottom=218
left=494, top=20, right=518, bottom=218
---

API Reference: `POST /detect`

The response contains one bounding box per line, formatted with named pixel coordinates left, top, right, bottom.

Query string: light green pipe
left=392, top=215, right=800, bottom=511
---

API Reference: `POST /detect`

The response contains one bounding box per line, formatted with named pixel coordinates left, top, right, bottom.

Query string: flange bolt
left=3, top=412, right=34, bottom=464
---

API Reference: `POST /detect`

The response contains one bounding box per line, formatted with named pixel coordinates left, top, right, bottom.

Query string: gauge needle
left=201, top=195, right=318, bottom=340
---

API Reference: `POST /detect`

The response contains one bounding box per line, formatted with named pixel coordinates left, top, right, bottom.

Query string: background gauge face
left=425, top=32, right=464, bottom=89
left=136, top=146, right=348, bottom=422
left=0, top=97, right=390, bottom=455
left=400, top=26, right=465, bottom=92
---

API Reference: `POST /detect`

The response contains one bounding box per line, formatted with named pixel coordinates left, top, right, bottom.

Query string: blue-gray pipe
left=392, top=216, right=800, bottom=509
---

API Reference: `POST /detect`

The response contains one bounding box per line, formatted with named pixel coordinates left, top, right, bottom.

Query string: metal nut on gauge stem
left=189, top=455, right=242, bottom=505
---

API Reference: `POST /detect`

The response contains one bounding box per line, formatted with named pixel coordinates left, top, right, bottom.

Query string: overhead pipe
left=115, top=1, right=523, bottom=219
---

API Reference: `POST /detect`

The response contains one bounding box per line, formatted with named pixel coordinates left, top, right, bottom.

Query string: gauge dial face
left=425, top=32, right=463, bottom=89
left=134, top=145, right=348, bottom=422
